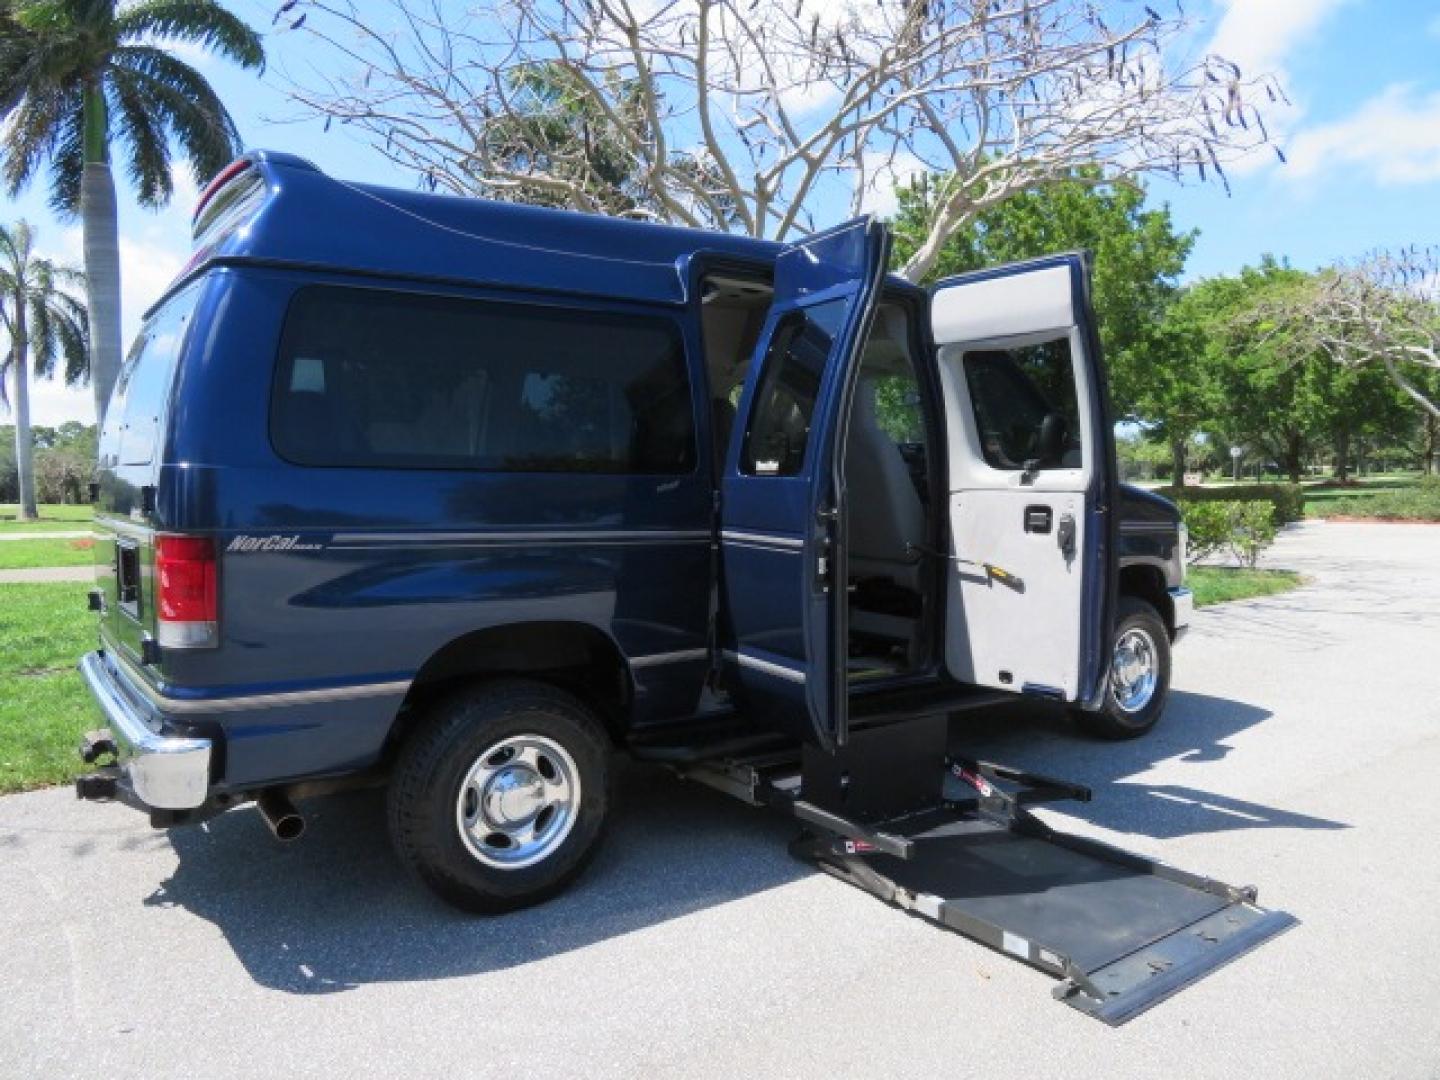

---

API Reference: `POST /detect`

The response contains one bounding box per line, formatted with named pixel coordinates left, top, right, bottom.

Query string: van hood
left=1119, top=482, right=1180, bottom=528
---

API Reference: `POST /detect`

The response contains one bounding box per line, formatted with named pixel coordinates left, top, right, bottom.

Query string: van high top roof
left=176, top=149, right=785, bottom=312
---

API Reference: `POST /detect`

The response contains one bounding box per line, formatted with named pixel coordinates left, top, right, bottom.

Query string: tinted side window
left=742, top=299, right=846, bottom=476
left=270, top=287, right=695, bottom=474
left=962, top=338, right=1083, bottom=471
left=99, top=283, right=202, bottom=467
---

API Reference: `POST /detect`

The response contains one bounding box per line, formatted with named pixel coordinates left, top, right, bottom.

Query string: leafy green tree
left=0, top=0, right=263, bottom=425
left=1302, top=356, right=1411, bottom=481
left=52, top=417, right=97, bottom=458
left=1196, top=261, right=1348, bottom=483
left=1130, top=295, right=1224, bottom=486
left=0, top=220, right=87, bottom=519
left=1404, top=368, right=1440, bottom=473
left=1115, top=429, right=1172, bottom=481
left=892, top=170, right=1195, bottom=418
left=33, top=443, right=88, bottom=501
left=1195, top=262, right=1416, bottom=483
left=0, top=424, right=17, bottom=501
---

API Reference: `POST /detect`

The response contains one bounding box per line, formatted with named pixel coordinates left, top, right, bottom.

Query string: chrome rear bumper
left=77, top=651, right=212, bottom=810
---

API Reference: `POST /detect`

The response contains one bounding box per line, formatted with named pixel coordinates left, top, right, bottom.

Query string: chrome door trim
left=724, top=649, right=808, bottom=684
left=629, top=648, right=709, bottom=670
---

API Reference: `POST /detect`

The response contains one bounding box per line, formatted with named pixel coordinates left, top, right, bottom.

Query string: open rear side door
left=718, top=217, right=890, bottom=751
left=930, top=254, right=1118, bottom=708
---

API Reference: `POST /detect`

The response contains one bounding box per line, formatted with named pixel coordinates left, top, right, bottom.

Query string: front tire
left=388, top=680, right=611, bottom=913
left=1074, top=596, right=1171, bottom=740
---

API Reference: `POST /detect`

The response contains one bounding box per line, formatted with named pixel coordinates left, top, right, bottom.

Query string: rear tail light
left=193, top=158, right=253, bottom=224
left=189, top=156, right=263, bottom=259
left=155, top=535, right=218, bottom=648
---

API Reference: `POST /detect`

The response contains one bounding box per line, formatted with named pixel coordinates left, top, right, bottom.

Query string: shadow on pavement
left=948, top=689, right=1350, bottom=840
left=145, top=758, right=805, bottom=995
left=148, top=689, right=1342, bottom=994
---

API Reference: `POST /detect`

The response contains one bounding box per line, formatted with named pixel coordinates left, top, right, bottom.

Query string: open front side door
left=718, top=217, right=890, bottom=751
left=932, top=254, right=1117, bottom=706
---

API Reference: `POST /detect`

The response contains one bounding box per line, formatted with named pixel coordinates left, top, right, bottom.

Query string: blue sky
left=5, top=0, right=1440, bottom=425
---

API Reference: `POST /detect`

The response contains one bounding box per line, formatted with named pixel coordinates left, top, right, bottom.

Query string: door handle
left=1024, top=506, right=1052, bottom=534
left=1057, top=513, right=1076, bottom=557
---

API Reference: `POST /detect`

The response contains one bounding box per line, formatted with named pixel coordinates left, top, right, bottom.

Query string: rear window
left=99, top=284, right=202, bottom=467
left=270, top=286, right=695, bottom=474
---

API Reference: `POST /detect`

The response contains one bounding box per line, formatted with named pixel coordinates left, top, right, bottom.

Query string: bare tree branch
left=279, top=0, right=1285, bottom=281
left=1258, top=247, right=1440, bottom=420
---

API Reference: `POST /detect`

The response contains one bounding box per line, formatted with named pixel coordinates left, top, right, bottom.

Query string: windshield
left=99, top=284, right=203, bottom=468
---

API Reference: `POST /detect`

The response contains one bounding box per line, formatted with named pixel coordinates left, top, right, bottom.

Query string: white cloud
left=854, top=151, right=927, bottom=218
left=43, top=224, right=189, bottom=335
left=118, top=234, right=189, bottom=325
left=1198, top=0, right=1352, bottom=179
left=1205, top=0, right=1352, bottom=79
left=21, top=378, right=95, bottom=427
left=1283, top=83, right=1440, bottom=185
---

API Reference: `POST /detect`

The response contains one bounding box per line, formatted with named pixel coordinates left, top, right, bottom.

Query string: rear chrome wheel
left=389, top=680, right=610, bottom=912
left=456, top=734, right=581, bottom=869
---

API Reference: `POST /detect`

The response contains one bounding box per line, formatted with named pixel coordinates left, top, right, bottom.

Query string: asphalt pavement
left=3, top=521, right=1438, bottom=1079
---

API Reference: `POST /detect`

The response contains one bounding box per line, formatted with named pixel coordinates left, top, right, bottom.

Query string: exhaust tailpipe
left=256, top=791, right=305, bottom=842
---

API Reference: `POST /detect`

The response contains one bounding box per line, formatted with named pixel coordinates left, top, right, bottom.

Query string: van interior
left=700, top=275, right=935, bottom=683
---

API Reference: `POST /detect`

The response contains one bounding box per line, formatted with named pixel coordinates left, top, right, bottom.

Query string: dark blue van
left=76, top=150, right=1190, bottom=912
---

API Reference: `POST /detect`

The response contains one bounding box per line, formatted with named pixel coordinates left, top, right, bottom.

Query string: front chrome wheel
left=1110, top=627, right=1159, bottom=714
left=455, top=734, right=581, bottom=870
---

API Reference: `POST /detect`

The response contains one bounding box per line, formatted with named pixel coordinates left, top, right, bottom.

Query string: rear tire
left=388, top=679, right=610, bottom=913
left=1074, top=596, right=1171, bottom=741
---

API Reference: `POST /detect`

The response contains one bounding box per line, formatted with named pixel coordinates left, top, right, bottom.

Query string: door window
left=741, top=299, right=847, bottom=476
left=962, top=338, right=1083, bottom=471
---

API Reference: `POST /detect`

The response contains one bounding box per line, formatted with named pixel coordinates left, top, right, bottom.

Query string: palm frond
left=0, top=239, right=90, bottom=387
left=46, top=95, right=86, bottom=214
left=1, top=85, right=70, bottom=196
left=53, top=302, right=89, bottom=385
left=0, top=220, right=23, bottom=271
left=116, top=0, right=264, bottom=71
left=107, top=66, right=173, bottom=205
left=111, top=45, right=240, bottom=190
left=29, top=285, right=57, bottom=378
left=47, top=263, right=86, bottom=290
left=0, top=5, right=90, bottom=210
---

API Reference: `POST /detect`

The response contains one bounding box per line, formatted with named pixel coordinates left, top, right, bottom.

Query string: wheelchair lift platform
left=678, top=714, right=1296, bottom=1026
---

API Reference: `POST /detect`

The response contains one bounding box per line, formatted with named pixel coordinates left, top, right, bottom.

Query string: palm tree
left=0, top=0, right=262, bottom=427
left=0, top=220, right=88, bottom=520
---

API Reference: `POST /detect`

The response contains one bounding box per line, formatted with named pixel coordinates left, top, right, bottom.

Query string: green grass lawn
left=0, top=536, right=98, bottom=570
left=0, top=582, right=101, bottom=793
left=1302, top=476, right=1424, bottom=505
left=0, top=503, right=93, bottom=533
left=1188, top=566, right=1304, bottom=607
